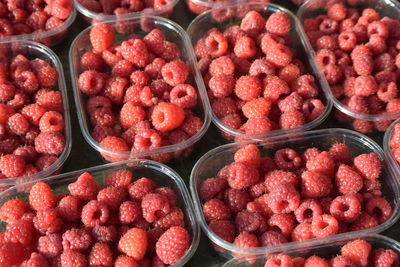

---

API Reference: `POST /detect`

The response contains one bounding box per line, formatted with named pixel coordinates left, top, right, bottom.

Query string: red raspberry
left=209, top=56, right=235, bottom=76
left=80, top=51, right=104, bottom=72
left=151, top=102, right=185, bottom=132
left=112, top=60, right=134, bottom=77
left=141, top=193, right=170, bottom=223
left=267, top=183, right=300, bottom=214
left=89, top=107, right=115, bottom=127
left=349, top=212, right=379, bottom=231
left=232, top=231, right=259, bottom=257
left=306, top=151, right=335, bottom=177
left=92, top=225, right=117, bottom=243
left=5, top=218, right=34, bottom=245
left=90, top=24, right=115, bottom=53
left=316, top=35, right=338, bottom=50
left=205, top=31, right=228, bottom=58
left=220, top=114, right=241, bottom=139
left=353, top=153, right=381, bottom=180
left=244, top=116, right=273, bottom=135
left=154, top=207, right=184, bottom=230
left=0, top=154, right=25, bottom=178
left=302, top=98, right=325, bottom=122
left=57, top=195, right=80, bottom=222
left=302, top=147, right=321, bottom=162
left=249, top=58, right=275, bottom=79
left=160, top=41, right=180, bottom=61
left=278, top=92, right=303, bottom=113
left=319, top=18, right=339, bottom=34
left=266, top=12, right=291, bottom=36
left=78, top=70, right=105, bottom=95
left=341, top=239, right=371, bottom=267
left=365, top=197, right=392, bottom=224
left=20, top=252, right=49, bottom=267
left=203, top=198, right=231, bottom=222
left=291, top=222, right=313, bottom=242
left=304, top=256, right=330, bottom=267
left=353, top=119, right=373, bottom=133
left=0, top=136, right=21, bottom=154
left=13, top=146, right=39, bottom=163
left=81, top=200, right=109, bottom=228
left=335, top=164, right=363, bottom=194
left=377, top=82, right=397, bottom=102
left=0, top=241, right=25, bottom=267
left=279, top=110, right=305, bottom=129
left=274, top=148, right=302, bottom=171
left=321, top=64, right=343, bottom=85
left=87, top=95, right=112, bottom=113
left=119, top=101, right=146, bottom=130
left=33, top=207, right=62, bottom=234
left=240, top=11, right=265, bottom=36
left=234, top=76, right=261, bottom=101
left=154, top=226, right=189, bottom=265
left=35, top=155, right=58, bottom=171
left=143, top=29, right=165, bottom=55
left=103, top=76, right=129, bottom=105
left=97, top=186, right=127, bottom=210
left=119, top=228, right=147, bottom=260
left=330, top=194, right=361, bottom=223
left=260, top=230, right=287, bottom=247
left=99, top=136, right=129, bottom=162
left=0, top=198, right=27, bottom=223
left=301, top=171, right=332, bottom=198
left=352, top=59, right=374, bottom=77
left=129, top=177, right=156, bottom=201
left=279, top=63, right=301, bottom=84
left=268, top=213, right=295, bottom=238
left=353, top=75, right=378, bottom=97
left=234, top=144, right=261, bottom=168
left=105, top=169, right=132, bottom=189
left=118, top=201, right=142, bottom=224
left=372, top=248, right=399, bottom=267
left=60, top=250, right=87, bottom=267
left=39, top=111, right=64, bottom=133
left=38, top=233, right=63, bottom=258
left=68, top=172, right=98, bottom=201
left=234, top=36, right=256, bottom=59
left=330, top=256, right=356, bottom=267
left=311, top=214, right=339, bottom=238
left=292, top=74, right=318, bottom=99
left=170, top=84, right=197, bottom=109
left=161, top=60, right=189, bottom=87
left=265, top=170, right=298, bottom=192
left=7, top=113, right=30, bottom=136
left=114, top=255, right=138, bottom=267
left=294, top=199, right=323, bottom=223
left=200, top=177, right=228, bottom=201
left=36, top=65, right=57, bottom=88
left=208, top=219, right=236, bottom=249
left=35, top=132, right=65, bottom=156
left=227, top=162, right=259, bottom=190
left=265, top=254, right=293, bottom=267
left=328, top=3, right=347, bottom=21
left=29, top=182, right=56, bottom=211
left=0, top=104, right=16, bottom=124
left=14, top=70, right=39, bottom=94
left=224, top=188, right=250, bottom=214
left=329, top=143, right=351, bottom=164
left=180, top=115, right=203, bottom=137
left=338, top=31, right=357, bottom=52
left=0, top=81, right=16, bottom=103
left=265, top=43, right=293, bottom=67
left=387, top=99, right=400, bottom=114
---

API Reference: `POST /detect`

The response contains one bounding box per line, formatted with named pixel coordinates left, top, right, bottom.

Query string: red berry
left=90, top=24, right=115, bottom=53
left=341, top=239, right=371, bottom=267
left=119, top=228, right=148, bottom=261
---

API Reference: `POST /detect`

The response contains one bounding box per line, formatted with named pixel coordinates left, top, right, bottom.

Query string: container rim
left=68, top=15, right=211, bottom=160
left=0, top=158, right=200, bottom=267
left=383, top=118, right=400, bottom=175
left=297, top=0, right=400, bottom=122
left=187, top=1, right=333, bottom=140
left=0, top=40, right=72, bottom=186
left=190, top=128, right=400, bottom=256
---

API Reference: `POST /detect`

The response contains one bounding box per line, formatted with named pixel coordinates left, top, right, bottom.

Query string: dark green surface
left=52, top=1, right=396, bottom=266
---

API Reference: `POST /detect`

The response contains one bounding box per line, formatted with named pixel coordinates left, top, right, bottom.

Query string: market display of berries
left=0, top=169, right=192, bottom=266
left=194, top=10, right=326, bottom=141
left=77, top=23, right=204, bottom=163
left=263, top=239, right=399, bottom=267
left=0, top=0, right=73, bottom=38
left=0, top=54, right=66, bottom=180
left=303, top=2, right=400, bottom=133
left=199, top=143, right=393, bottom=253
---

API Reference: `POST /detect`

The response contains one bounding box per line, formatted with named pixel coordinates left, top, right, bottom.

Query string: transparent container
left=222, top=234, right=400, bottom=266
left=0, top=7, right=76, bottom=47
left=74, top=0, right=178, bottom=24
left=69, top=15, right=211, bottom=163
left=383, top=118, right=400, bottom=171
left=297, top=0, right=400, bottom=129
left=187, top=2, right=333, bottom=142
left=190, top=128, right=400, bottom=259
left=0, top=40, right=72, bottom=188
left=0, top=159, right=200, bottom=266
left=186, top=0, right=272, bottom=15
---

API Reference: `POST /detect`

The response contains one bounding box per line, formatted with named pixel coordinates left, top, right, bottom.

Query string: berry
left=372, top=248, right=399, bottom=267
left=208, top=220, right=236, bottom=248
left=265, top=12, right=291, bottom=36
left=227, top=162, right=260, bottom=190
left=33, top=208, right=62, bottom=234
left=234, top=36, right=256, bottom=59
left=291, top=222, right=313, bottom=242
left=304, top=256, right=330, bottom=267
left=99, top=136, right=129, bottom=162
left=241, top=11, right=265, bottom=36
left=89, top=242, right=113, bottom=267
left=224, top=188, right=250, bottom=213
left=20, top=252, right=49, bottom=267
left=97, top=186, right=127, bottom=210
left=200, top=177, right=228, bottom=201
left=7, top=113, right=30, bottom=136
left=209, top=56, right=235, bottom=76
left=265, top=170, right=298, bottom=192
left=203, top=199, right=231, bottom=222
left=268, top=213, right=295, bottom=238
left=329, top=143, right=351, bottom=164
left=274, top=148, right=302, bottom=171
left=62, top=228, right=92, bottom=251
left=350, top=212, right=379, bottom=231
left=353, top=153, right=381, bottom=180
left=260, top=230, right=287, bottom=247
left=330, top=256, right=356, bottom=267
left=90, top=24, right=115, bottom=53
left=129, top=177, right=156, bottom=201
left=294, top=199, right=323, bottom=223
left=205, top=31, right=228, bottom=58
left=141, top=193, right=170, bottom=223
left=335, top=164, right=363, bottom=194
left=306, top=151, right=335, bottom=177
left=267, top=183, right=300, bottom=214
left=330, top=194, right=362, bottom=223
left=78, top=70, right=105, bottom=95
left=119, top=228, right=148, bottom=261
left=5, top=218, right=34, bottom=245
left=311, top=214, right=339, bottom=238
left=60, top=250, right=87, bottom=267
left=265, top=254, right=293, bottom=267
left=161, top=60, right=188, bottom=87
left=0, top=198, right=27, bottom=223
left=244, top=116, right=273, bottom=135
left=151, top=102, right=185, bottom=132
left=39, top=111, right=64, bottom=133
left=235, top=76, right=261, bottom=101
left=29, top=182, right=56, bottom=211
left=154, top=207, right=184, bottom=230
left=68, top=172, right=98, bottom=201
left=34, top=132, right=65, bottom=156
left=232, top=231, right=259, bottom=257
left=365, top=197, right=392, bottom=224
left=119, top=201, right=142, bottom=225
left=81, top=200, right=109, bottom=228
left=279, top=110, right=306, bottom=129
left=105, top=169, right=132, bottom=188
left=341, top=239, right=371, bottom=267
left=0, top=154, right=25, bottom=178
left=38, top=233, right=63, bottom=258
left=92, top=225, right=117, bottom=243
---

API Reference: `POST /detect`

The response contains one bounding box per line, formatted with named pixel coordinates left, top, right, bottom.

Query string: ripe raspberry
left=60, top=250, right=87, bottom=267
left=36, top=90, right=63, bottom=112
left=338, top=31, right=357, bottom=52
left=353, top=119, right=373, bottom=133
left=119, top=201, right=142, bottom=225
left=33, top=207, right=62, bottom=234
left=304, top=256, right=329, bottom=267
left=112, top=60, right=134, bottom=77
left=291, top=222, right=313, bottom=242
left=13, top=146, right=39, bottom=164
left=119, top=102, right=146, bottom=130
left=203, top=198, right=231, bottom=222
left=0, top=154, right=25, bottom=178
left=279, top=110, right=306, bottom=129
left=227, top=162, right=259, bottom=190
left=81, top=200, right=109, bottom=228
left=89, top=107, right=115, bottom=127
left=234, top=36, right=256, bottom=59
left=353, top=75, right=378, bottom=97
left=20, top=252, right=49, bottom=267
left=311, top=214, right=339, bottom=238
left=180, top=115, right=203, bottom=137
left=141, top=193, right=170, bottom=223
left=7, top=113, right=30, bottom=136
left=128, top=177, right=156, bottom=201
left=130, top=70, right=150, bottom=87
left=267, top=183, right=300, bottom=214
left=294, top=199, right=323, bottom=223
left=5, top=218, right=34, bottom=245
left=265, top=254, right=293, bottom=267
left=0, top=198, right=27, bottom=223
left=267, top=213, right=295, bottom=238
left=306, top=151, right=335, bottom=177
left=274, top=148, right=302, bottom=171
left=349, top=212, right=379, bottom=231
left=80, top=51, right=104, bottom=71
left=90, top=24, right=115, bottom=53
left=39, top=111, right=64, bottom=133
left=278, top=92, right=303, bottom=113
left=222, top=188, right=249, bottom=214
left=209, top=56, right=235, bottom=77
left=29, top=182, right=56, bottom=211
left=205, top=31, right=228, bottom=58
left=114, top=255, right=138, bottom=267
left=319, top=18, right=339, bottom=34
left=232, top=231, right=259, bottom=257
left=233, top=144, right=261, bottom=168
left=154, top=207, right=185, bottom=230
left=265, top=43, right=293, bottom=67
left=372, top=248, right=399, bottom=267
left=322, top=64, right=343, bottom=85
left=0, top=241, right=25, bottom=267
left=170, top=84, right=197, bottom=109
left=265, top=170, right=298, bottom=192
left=92, top=225, right=117, bottom=243
left=240, top=11, right=265, bottom=36
left=330, top=194, right=361, bottom=223
left=78, top=70, right=105, bottom=95
left=99, top=136, right=129, bottom=162
left=301, top=170, right=332, bottom=199
left=292, top=74, right=318, bottom=99
left=97, top=186, right=127, bottom=210
left=330, top=256, right=356, bottom=267
left=233, top=76, right=261, bottom=101
left=353, top=153, right=381, bottom=180
left=35, top=132, right=65, bottom=156
left=0, top=82, right=16, bottom=103
left=68, top=172, right=98, bottom=201
left=151, top=102, right=185, bottom=132
left=161, top=60, right=189, bottom=87
left=0, top=104, right=15, bottom=124
left=243, top=116, right=273, bottom=135
left=365, top=197, right=392, bottom=224
left=119, top=228, right=147, bottom=261
left=105, top=169, right=132, bottom=188
left=335, top=164, right=363, bottom=194
left=341, top=239, right=371, bottom=267
left=38, top=233, right=63, bottom=258
left=34, top=155, right=58, bottom=171
left=377, top=82, right=397, bottom=102
left=199, top=177, right=228, bottom=201
left=266, top=12, right=291, bottom=36
left=329, top=143, right=351, bottom=164
left=328, top=3, right=347, bottom=21
left=259, top=230, right=287, bottom=247
left=89, top=242, right=113, bottom=267
left=103, top=76, right=128, bottom=105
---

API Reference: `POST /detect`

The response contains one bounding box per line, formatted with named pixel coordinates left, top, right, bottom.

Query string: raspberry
left=13, top=146, right=38, bottom=164
left=265, top=170, right=298, bottom=192
left=306, top=151, right=335, bottom=177
left=319, top=18, right=339, bottom=34
left=328, top=3, right=347, bottom=21
left=243, top=116, right=273, bottom=135
left=353, top=119, right=373, bottom=133
left=267, top=183, right=300, bottom=214
left=0, top=136, right=21, bottom=154
left=274, top=148, right=302, bottom=171
left=63, top=229, right=92, bottom=251
left=205, top=31, right=228, bottom=58
left=266, top=12, right=291, bottom=36
left=103, top=76, right=129, bottom=105
left=180, top=115, right=203, bottom=137
left=208, top=220, right=235, bottom=249
left=292, top=74, right=318, bottom=99
left=141, top=193, right=170, bottom=223
left=119, top=101, right=146, bottom=130
left=291, top=222, right=313, bottom=242
left=33, top=207, right=62, bottom=234
left=294, top=199, right=323, bottom=223
left=97, top=186, right=127, bottom=210
left=335, top=164, right=363, bottom=194
left=68, top=172, right=98, bottom=201
left=60, top=250, right=87, bottom=267
left=259, top=230, right=287, bottom=247
left=232, top=231, right=259, bottom=257
left=304, top=256, right=329, bottom=267
left=128, top=177, right=156, bottom=201
left=81, top=200, right=109, bottom=228
left=278, top=92, right=303, bottom=113
left=377, top=82, right=397, bottom=102
left=88, top=242, right=113, bottom=267
left=330, top=256, right=356, bottom=267
left=38, top=233, right=62, bottom=258
left=268, top=213, right=295, bottom=238
left=279, top=64, right=301, bottom=84
left=20, top=252, right=49, bottom=267
left=92, top=225, right=117, bottom=243
left=7, top=113, right=30, bottom=136
left=321, top=64, right=343, bottom=85
left=36, top=65, right=57, bottom=88
left=199, top=177, right=228, bottom=201
left=227, top=162, right=259, bottom=190
left=265, top=254, right=293, bottom=267
left=0, top=154, right=25, bottom=178
left=372, top=248, right=399, bottom=267
left=114, top=255, right=138, bottom=267
left=161, top=60, right=189, bottom=87
left=99, top=136, right=129, bottom=162
left=34, top=155, right=57, bottom=172
left=119, top=228, right=147, bottom=261
left=302, top=99, right=325, bottom=122
left=0, top=81, right=16, bottom=103
left=387, top=99, right=400, bottom=114
left=341, top=239, right=371, bottom=267
left=38, top=111, right=64, bottom=133
left=35, top=132, right=65, bottom=156
left=349, top=212, right=379, bottom=231
left=80, top=51, right=104, bottom=72
left=240, top=11, right=265, bottom=36
left=118, top=201, right=142, bottom=224
left=0, top=104, right=15, bottom=124
left=112, top=60, right=134, bottom=77
left=5, top=218, right=34, bottom=245
left=265, top=44, right=293, bottom=67
left=329, top=143, right=351, bottom=164
left=0, top=198, right=26, bottom=223
left=234, top=36, right=256, bottom=59
left=105, top=169, right=132, bottom=189
left=78, top=70, right=105, bottom=95
left=151, top=102, right=185, bottom=132
left=353, top=75, right=378, bottom=97
left=0, top=241, right=25, bottom=267
left=311, top=214, right=339, bottom=238
left=29, top=182, right=56, bottom=211
left=233, top=144, right=261, bottom=168
left=353, top=153, right=381, bottom=180
left=316, top=35, right=338, bottom=51
left=203, top=198, right=231, bottom=222
left=90, top=24, right=115, bottom=53
left=365, top=197, right=392, bottom=224
left=170, top=84, right=197, bottom=109
left=338, top=31, right=357, bottom=52
left=234, top=76, right=261, bottom=101
left=14, top=70, right=39, bottom=94
left=89, top=107, right=115, bottom=127
left=209, top=56, right=235, bottom=76
left=301, top=171, right=332, bottom=198
left=330, top=194, right=361, bottom=223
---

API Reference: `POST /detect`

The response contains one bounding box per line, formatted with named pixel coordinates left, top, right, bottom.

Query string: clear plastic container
left=0, top=7, right=76, bottom=47
left=297, top=0, right=400, bottom=126
left=190, top=128, right=400, bottom=259
left=74, top=0, right=178, bottom=24
left=0, top=159, right=200, bottom=266
left=69, top=15, right=211, bottom=163
left=383, top=118, right=400, bottom=171
left=0, top=40, right=72, bottom=188
left=187, top=2, right=333, bottom=142
left=222, top=234, right=400, bottom=266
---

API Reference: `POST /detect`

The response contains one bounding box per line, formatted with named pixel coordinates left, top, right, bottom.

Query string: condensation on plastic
left=0, top=40, right=72, bottom=187
left=0, top=159, right=200, bottom=267
left=297, top=0, right=400, bottom=122
left=69, top=15, right=211, bottom=162
left=187, top=2, right=333, bottom=141
left=222, top=234, right=400, bottom=266
left=190, top=128, right=400, bottom=259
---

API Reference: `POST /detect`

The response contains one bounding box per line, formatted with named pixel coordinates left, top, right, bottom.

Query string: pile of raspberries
left=77, top=23, right=203, bottom=163
left=263, top=239, right=398, bottom=267
left=388, top=122, right=400, bottom=165
left=199, top=143, right=392, bottom=255
left=0, top=0, right=73, bottom=38
left=0, top=54, right=65, bottom=181
left=303, top=2, right=400, bottom=133
left=194, top=10, right=326, bottom=141
left=0, top=169, right=192, bottom=266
